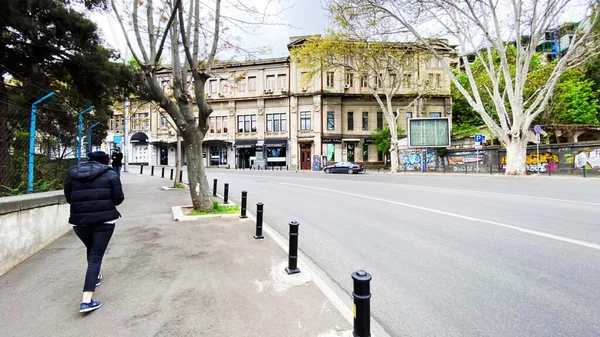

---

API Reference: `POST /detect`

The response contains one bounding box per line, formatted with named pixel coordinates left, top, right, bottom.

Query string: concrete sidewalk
left=0, top=173, right=350, bottom=337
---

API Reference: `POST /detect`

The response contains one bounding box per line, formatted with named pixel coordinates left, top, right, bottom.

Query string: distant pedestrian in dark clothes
left=111, top=147, right=123, bottom=176
left=64, top=151, right=124, bottom=313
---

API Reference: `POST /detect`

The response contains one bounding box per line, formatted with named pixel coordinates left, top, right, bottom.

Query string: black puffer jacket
left=64, top=162, right=124, bottom=226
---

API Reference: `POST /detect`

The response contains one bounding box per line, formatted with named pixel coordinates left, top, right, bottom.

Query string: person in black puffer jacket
left=64, top=151, right=124, bottom=313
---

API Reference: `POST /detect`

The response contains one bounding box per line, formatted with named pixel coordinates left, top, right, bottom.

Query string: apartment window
left=266, top=113, right=285, bottom=132
left=160, top=115, right=169, bottom=128
left=430, top=57, right=442, bottom=68
left=436, top=74, right=442, bottom=88
left=237, top=115, right=257, bottom=133
left=363, top=143, right=369, bottom=161
left=326, top=72, right=335, bottom=88
left=407, top=112, right=413, bottom=119
left=347, top=112, right=354, bottom=131
left=238, top=78, right=247, bottom=92
left=210, top=117, right=216, bottom=133
left=210, top=80, right=218, bottom=94
left=111, top=115, right=123, bottom=131
left=377, top=111, right=383, bottom=129
left=266, top=114, right=273, bottom=132
left=345, top=73, right=354, bottom=87
left=402, top=74, right=412, bottom=88
left=209, top=116, right=227, bottom=133
left=361, top=75, right=368, bottom=88
left=430, top=112, right=442, bottom=118
left=248, top=76, right=257, bottom=92
left=223, top=117, right=228, bottom=132
left=300, top=111, right=311, bottom=130
left=376, top=74, right=383, bottom=88
left=428, top=73, right=435, bottom=86
left=278, top=74, right=287, bottom=90
left=327, top=111, right=335, bottom=130
left=378, top=150, right=383, bottom=161
left=133, top=112, right=149, bottom=130
left=362, top=112, right=369, bottom=131
left=266, top=75, right=275, bottom=90
left=220, top=79, right=228, bottom=93
left=390, top=74, right=397, bottom=87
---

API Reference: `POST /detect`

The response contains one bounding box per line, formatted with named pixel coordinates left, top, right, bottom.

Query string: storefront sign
left=322, top=138, right=342, bottom=144
left=364, top=139, right=375, bottom=144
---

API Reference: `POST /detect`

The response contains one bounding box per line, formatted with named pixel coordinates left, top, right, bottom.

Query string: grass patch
left=188, top=200, right=240, bottom=216
left=173, top=183, right=186, bottom=189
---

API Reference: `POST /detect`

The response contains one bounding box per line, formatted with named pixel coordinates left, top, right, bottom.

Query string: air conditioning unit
left=205, top=94, right=210, bottom=99
left=218, top=92, right=225, bottom=97
left=301, top=87, right=307, bottom=92
left=425, top=79, right=431, bottom=85
left=344, top=84, right=351, bottom=89
left=266, top=88, right=274, bottom=94
left=280, top=87, right=287, bottom=93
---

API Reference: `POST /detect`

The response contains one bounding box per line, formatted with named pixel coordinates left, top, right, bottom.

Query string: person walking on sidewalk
left=111, top=147, right=123, bottom=176
left=64, top=151, right=124, bottom=313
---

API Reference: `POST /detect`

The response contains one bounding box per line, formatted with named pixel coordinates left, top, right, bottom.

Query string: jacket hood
left=68, top=162, right=111, bottom=181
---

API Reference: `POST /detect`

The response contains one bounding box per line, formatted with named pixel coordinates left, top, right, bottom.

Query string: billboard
left=408, top=117, right=450, bottom=148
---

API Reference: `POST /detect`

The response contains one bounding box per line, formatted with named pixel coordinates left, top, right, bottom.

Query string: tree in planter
left=334, top=0, right=600, bottom=175
left=291, top=22, right=448, bottom=172
left=110, top=0, right=282, bottom=210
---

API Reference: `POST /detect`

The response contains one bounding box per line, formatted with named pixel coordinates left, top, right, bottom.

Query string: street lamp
left=87, top=122, right=101, bottom=155
left=77, top=106, right=95, bottom=164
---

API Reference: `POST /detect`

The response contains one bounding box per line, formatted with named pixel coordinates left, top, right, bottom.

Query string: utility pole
left=124, top=97, right=130, bottom=172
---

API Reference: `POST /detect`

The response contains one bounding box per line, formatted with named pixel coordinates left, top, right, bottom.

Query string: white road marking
left=279, top=182, right=600, bottom=251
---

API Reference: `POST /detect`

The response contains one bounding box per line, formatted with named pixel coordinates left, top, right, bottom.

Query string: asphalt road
left=200, top=170, right=600, bottom=337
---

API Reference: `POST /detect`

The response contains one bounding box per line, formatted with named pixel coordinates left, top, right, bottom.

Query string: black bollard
left=254, top=202, right=264, bottom=239
left=140, top=165, right=143, bottom=174
left=583, top=166, right=587, bottom=178
left=170, top=168, right=174, bottom=180
left=443, top=164, right=446, bottom=174
left=352, top=270, right=372, bottom=337
left=179, top=170, right=183, bottom=183
left=151, top=166, right=154, bottom=176
left=287, top=165, right=289, bottom=171
left=490, top=164, right=492, bottom=175
left=240, top=191, right=248, bottom=218
left=224, top=183, right=229, bottom=204
left=213, top=179, right=218, bottom=197
left=465, top=165, right=468, bottom=174
left=285, top=221, right=301, bottom=275
left=161, top=167, right=165, bottom=178
left=549, top=166, right=552, bottom=177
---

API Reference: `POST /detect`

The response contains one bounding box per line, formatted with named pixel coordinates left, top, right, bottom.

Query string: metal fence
left=1, top=96, right=80, bottom=197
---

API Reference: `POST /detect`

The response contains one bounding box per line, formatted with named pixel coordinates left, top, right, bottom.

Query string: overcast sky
left=91, top=0, right=329, bottom=61
left=91, top=0, right=590, bottom=61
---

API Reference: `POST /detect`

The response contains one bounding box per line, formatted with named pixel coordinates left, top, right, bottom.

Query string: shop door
left=300, top=147, right=311, bottom=170
left=347, top=144, right=355, bottom=162
left=160, top=147, right=169, bottom=165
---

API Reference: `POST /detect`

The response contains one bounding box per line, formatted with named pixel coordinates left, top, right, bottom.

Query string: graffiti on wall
left=567, top=148, right=600, bottom=170
left=401, top=150, right=436, bottom=171
left=500, top=152, right=559, bottom=173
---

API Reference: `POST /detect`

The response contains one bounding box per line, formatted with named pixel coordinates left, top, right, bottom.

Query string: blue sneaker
left=80, top=300, right=102, bottom=313
left=96, top=274, right=102, bottom=287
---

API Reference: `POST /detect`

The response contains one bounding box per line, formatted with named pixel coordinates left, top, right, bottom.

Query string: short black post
left=254, top=202, right=264, bottom=239
left=240, top=191, right=248, bottom=218
left=287, top=165, right=289, bottom=171
left=179, top=170, right=183, bottom=183
left=151, top=166, right=154, bottom=176
left=465, top=165, right=468, bottom=174
left=224, top=183, right=229, bottom=204
left=490, top=164, right=492, bottom=175
left=285, top=221, right=301, bottom=275
left=140, top=165, right=143, bottom=174
left=404, top=165, right=407, bottom=174
left=170, top=169, right=174, bottom=180
left=213, top=179, right=218, bottom=197
left=443, top=164, right=446, bottom=174
left=161, top=166, right=165, bottom=178
left=549, top=166, right=552, bottom=177
left=583, top=166, right=587, bottom=178
left=352, top=270, right=372, bottom=337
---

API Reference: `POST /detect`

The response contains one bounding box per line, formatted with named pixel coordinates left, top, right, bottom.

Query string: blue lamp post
left=77, top=106, right=95, bottom=164
left=87, top=122, right=101, bottom=154
left=28, top=92, right=55, bottom=194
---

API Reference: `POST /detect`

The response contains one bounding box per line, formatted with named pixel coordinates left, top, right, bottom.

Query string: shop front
left=203, top=140, right=231, bottom=167
left=264, top=138, right=288, bottom=168
left=234, top=139, right=257, bottom=169
left=343, top=139, right=360, bottom=162
left=322, top=138, right=342, bottom=166
left=130, top=132, right=149, bottom=165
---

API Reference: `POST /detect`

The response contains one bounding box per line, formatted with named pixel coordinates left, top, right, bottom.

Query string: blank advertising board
left=408, top=117, right=451, bottom=148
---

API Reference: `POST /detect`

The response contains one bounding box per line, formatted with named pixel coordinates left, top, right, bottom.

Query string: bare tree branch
left=206, top=0, right=221, bottom=71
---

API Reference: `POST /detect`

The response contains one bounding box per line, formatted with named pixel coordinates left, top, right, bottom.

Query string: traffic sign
left=474, top=134, right=483, bottom=143
left=534, top=125, right=542, bottom=134
left=474, top=144, right=483, bottom=150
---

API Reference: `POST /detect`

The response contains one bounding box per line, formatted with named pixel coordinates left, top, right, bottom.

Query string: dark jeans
left=113, top=165, right=122, bottom=176
left=73, top=224, right=115, bottom=292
